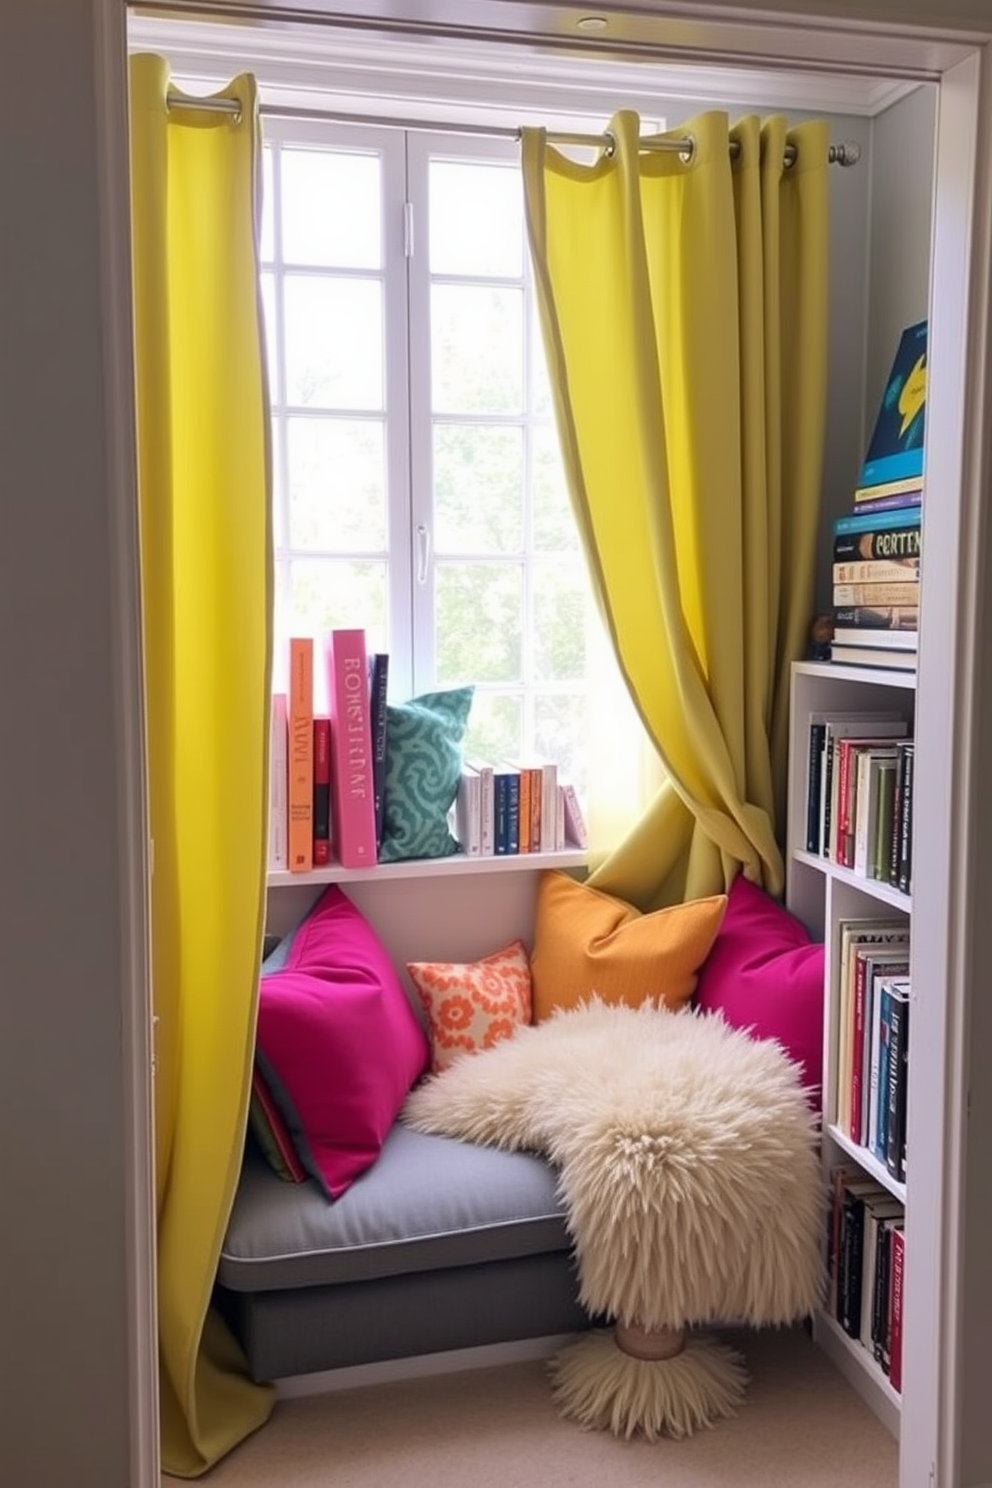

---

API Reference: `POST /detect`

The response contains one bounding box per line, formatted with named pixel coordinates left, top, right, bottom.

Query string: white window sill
left=267, top=848, right=587, bottom=889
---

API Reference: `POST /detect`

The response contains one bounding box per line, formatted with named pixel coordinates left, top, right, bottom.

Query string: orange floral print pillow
left=406, top=940, right=532, bottom=1074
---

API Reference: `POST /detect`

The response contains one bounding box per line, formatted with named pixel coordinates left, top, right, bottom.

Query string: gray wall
left=866, top=86, right=937, bottom=420
left=813, top=85, right=936, bottom=614
left=0, top=4, right=149, bottom=1487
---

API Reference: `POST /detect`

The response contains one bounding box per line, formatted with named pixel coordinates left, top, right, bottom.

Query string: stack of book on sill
left=452, top=760, right=587, bottom=859
left=831, top=319, right=926, bottom=673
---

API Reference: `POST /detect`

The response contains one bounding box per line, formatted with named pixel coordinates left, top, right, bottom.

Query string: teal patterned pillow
left=379, top=687, right=474, bottom=863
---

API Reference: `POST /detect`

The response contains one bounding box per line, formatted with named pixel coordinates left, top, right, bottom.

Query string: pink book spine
left=322, top=629, right=378, bottom=868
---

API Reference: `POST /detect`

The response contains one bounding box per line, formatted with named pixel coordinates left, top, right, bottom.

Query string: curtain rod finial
left=830, top=141, right=862, bottom=167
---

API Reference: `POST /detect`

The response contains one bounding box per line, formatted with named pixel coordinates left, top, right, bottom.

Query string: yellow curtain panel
left=522, top=110, right=828, bottom=907
left=129, top=54, right=275, bottom=1476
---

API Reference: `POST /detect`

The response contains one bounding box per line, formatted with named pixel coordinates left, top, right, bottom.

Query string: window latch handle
left=416, top=523, right=430, bottom=585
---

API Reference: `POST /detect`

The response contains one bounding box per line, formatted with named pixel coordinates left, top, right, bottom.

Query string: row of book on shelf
left=454, top=760, right=586, bottom=859
left=833, top=916, right=911, bottom=1185
left=267, top=628, right=587, bottom=874
left=828, top=1162, right=906, bottom=1394
left=830, top=319, right=926, bottom=673
left=804, top=708, right=914, bottom=892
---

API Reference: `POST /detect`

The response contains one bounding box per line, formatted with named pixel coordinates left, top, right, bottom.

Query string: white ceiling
left=129, top=8, right=932, bottom=127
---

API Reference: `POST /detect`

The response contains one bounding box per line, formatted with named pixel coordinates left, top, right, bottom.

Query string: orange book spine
left=517, top=767, right=532, bottom=852
left=288, top=638, right=314, bottom=874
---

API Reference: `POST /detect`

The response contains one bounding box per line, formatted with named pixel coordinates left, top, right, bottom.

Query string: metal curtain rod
left=164, top=92, right=862, bottom=167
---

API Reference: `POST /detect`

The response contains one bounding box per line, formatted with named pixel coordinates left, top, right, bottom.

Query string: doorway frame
left=96, top=5, right=992, bottom=1487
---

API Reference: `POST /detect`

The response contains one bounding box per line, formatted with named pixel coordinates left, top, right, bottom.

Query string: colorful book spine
left=367, top=652, right=389, bottom=855
left=896, top=742, right=915, bottom=892
left=453, top=765, right=482, bottom=857
left=853, top=474, right=924, bottom=503
left=833, top=557, right=920, bottom=585
left=838, top=1185, right=868, bottom=1338
left=806, top=720, right=827, bottom=854
left=834, top=504, right=923, bottom=536
left=515, top=765, right=533, bottom=852
left=849, top=950, right=869, bottom=1141
left=288, top=638, right=314, bottom=874
left=268, top=692, right=288, bottom=872
left=561, top=781, right=588, bottom=849
left=870, top=759, right=898, bottom=880
left=833, top=581, right=919, bottom=608
left=312, top=716, right=331, bottom=867
left=493, top=770, right=510, bottom=855
left=829, top=644, right=918, bottom=672
left=322, top=629, right=377, bottom=868
left=874, top=984, right=894, bottom=1162
left=873, top=1218, right=894, bottom=1367
left=888, top=1224, right=906, bottom=1392
left=849, top=490, right=922, bottom=515
left=885, top=979, right=911, bottom=1182
left=833, top=604, right=919, bottom=631
left=539, top=761, right=559, bottom=850
left=833, top=521, right=922, bottom=566
left=465, top=760, right=495, bottom=856
left=501, top=767, right=520, bottom=854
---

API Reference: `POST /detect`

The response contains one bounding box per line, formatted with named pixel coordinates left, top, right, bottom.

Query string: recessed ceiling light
left=576, top=16, right=609, bottom=31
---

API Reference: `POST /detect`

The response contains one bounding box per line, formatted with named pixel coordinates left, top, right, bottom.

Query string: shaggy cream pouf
left=402, top=998, right=825, bottom=1439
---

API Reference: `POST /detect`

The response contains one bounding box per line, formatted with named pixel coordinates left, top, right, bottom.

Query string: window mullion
left=405, top=133, right=438, bottom=698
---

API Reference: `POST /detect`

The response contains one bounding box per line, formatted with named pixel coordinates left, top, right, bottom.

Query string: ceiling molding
left=128, top=11, right=932, bottom=119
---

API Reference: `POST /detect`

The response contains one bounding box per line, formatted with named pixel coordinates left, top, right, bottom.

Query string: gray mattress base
left=218, top=1250, right=593, bottom=1382
left=217, top=1123, right=597, bottom=1382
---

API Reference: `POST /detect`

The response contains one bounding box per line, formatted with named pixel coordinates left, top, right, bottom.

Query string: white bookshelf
left=786, top=659, right=917, bottom=1442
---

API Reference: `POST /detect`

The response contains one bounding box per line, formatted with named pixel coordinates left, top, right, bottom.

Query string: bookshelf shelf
left=825, top=1123, right=907, bottom=1204
left=267, top=847, right=587, bottom=890
left=791, top=849, right=912, bottom=914
left=788, top=660, right=915, bottom=1441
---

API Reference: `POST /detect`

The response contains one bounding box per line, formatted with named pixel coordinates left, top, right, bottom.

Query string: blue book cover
left=493, top=772, right=509, bottom=855
left=834, top=504, right=922, bottom=537
left=874, top=985, right=892, bottom=1163
left=858, top=320, right=927, bottom=489
left=366, top=652, right=389, bottom=854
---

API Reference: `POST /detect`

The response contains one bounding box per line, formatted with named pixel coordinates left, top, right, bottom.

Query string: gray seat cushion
left=219, top=1121, right=571, bottom=1293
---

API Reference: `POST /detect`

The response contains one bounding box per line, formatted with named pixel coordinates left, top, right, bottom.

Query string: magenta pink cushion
left=693, top=875, right=824, bottom=1106
left=256, top=885, right=429, bottom=1199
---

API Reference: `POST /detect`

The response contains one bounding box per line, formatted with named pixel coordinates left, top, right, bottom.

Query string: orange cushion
left=530, top=870, right=727, bottom=1022
left=406, top=939, right=533, bottom=1073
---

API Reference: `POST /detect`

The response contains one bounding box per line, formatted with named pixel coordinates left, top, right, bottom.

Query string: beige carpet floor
left=190, top=1326, right=898, bottom=1488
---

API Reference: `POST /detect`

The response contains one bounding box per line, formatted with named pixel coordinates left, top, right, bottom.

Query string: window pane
left=287, top=417, right=386, bottom=551
left=532, top=424, right=578, bottom=552
left=259, top=271, right=279, bottom=403
left=260, top=146, right=275, bottom=262
left=435, top=563, right=522, bottom=683
left=429, top=160, right=522, bottom=277
left=271, top=414, right=286, bottom=548
left=431, top=285, right=523, bottom=414
left=433, top=424, right=523, bottom=553
left=530, top=315, right=554, bottom=416
left=461, top=692, right=522, bottom=768
left=282, top=148, right=381, bottom=269
left=535, top=693, right=587, bottom=798
left=289, top=558, right=388, bottom=656
left=533, top=561, right=588, bottom=681
left=284, top=276, right=382, bottom=409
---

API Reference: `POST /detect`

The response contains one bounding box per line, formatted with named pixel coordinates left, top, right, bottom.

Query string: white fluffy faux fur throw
left=403, top=999, right=825, bottom=1330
